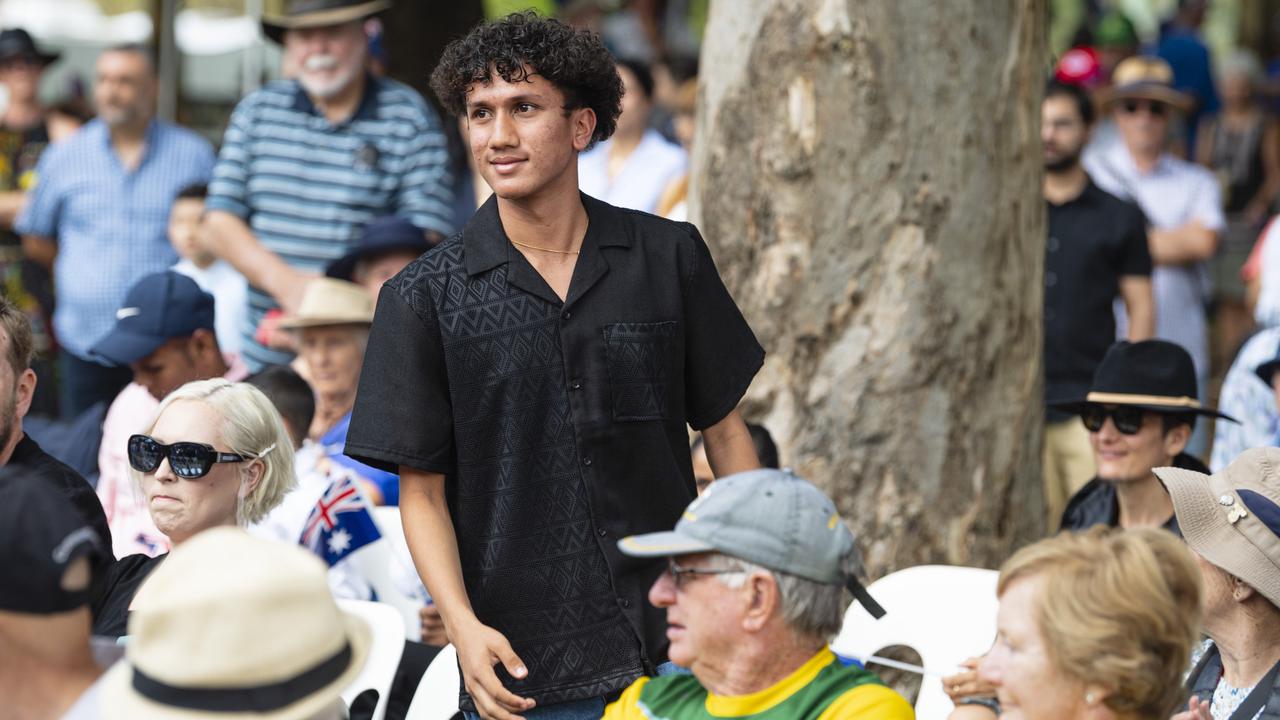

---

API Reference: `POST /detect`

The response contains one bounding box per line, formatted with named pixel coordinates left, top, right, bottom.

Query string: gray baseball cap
left=619, top=468, right=885, bottom=618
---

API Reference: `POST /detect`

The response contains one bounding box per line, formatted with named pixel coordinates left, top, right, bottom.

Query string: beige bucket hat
left=1155, top=447, right=1280, bottom=608
left=100, top=527, right=371, bottom=719
left=278, top=277, right=374, bottom=330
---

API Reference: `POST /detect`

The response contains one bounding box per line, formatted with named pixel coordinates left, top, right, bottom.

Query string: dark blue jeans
left=59, top=352, right=132, bottom=420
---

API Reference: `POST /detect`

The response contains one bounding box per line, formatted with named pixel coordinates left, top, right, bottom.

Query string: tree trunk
left=692, top=0, right=1047, bottom=574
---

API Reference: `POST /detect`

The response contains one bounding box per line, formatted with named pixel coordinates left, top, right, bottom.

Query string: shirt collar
left=292, top=74, right=380, bottom=125
left=462, top=192, right=631, bottom=277
left=704, top=648, right=837, bottom=716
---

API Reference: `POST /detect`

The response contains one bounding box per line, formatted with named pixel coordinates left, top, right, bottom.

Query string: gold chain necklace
left=509, top=238, right=581, bottom=255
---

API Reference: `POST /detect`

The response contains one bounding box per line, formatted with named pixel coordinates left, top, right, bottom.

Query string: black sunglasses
left=1121, top=99, right=1167, bottom=117
left=1080, top=405, right=1147, bottom=435
left=128, top=434, right=269, bottom=479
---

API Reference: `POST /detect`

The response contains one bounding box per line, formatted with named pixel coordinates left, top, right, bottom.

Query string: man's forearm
left=1119, top=276, right=1154, bottom=341
left=700, top=408, right=761, bottom=479
left=21, top=235, right=55, bottom=270
left=1148, top=222, right=1218, bottom=265
left=204, top=210, right=304, bottom=306
left=399, top=467, right=478, bottom=637
left=0, top=191, right=25, bottom=228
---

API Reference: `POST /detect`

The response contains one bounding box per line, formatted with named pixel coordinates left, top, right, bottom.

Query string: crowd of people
left=3, top=0, right=1280, bottom=719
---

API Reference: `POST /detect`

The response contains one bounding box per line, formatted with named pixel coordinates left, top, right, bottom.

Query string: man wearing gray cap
left=605, top=469, right=913, bottom=720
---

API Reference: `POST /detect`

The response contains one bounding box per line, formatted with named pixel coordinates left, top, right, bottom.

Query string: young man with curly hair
left=346, top=12, right=765, bottom=720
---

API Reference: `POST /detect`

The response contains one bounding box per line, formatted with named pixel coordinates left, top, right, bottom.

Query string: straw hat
left=278, top=277, right=374, bottom=330
left=1099, top=56, right=1195, bottom=113
left=100, top=528, right=371, bottom=719
left=1156, top=447, right=1280, bottom=609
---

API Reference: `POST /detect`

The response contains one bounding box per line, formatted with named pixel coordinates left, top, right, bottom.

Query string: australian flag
left=301, top=474, right=381, bottom=565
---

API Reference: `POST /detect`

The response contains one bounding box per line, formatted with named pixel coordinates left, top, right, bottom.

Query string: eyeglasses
left=666, top=558, right=741, bottom=589
left=1080, top=405, right=1147, bottom=435
left=1121, top=100, right=1167, bottom=117
left=128, top=434, right=272, bottom=479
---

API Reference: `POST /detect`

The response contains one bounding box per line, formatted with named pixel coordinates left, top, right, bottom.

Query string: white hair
left=141, top=378, right=297, bottom=525
left=706, top=554, right=850, bottom=643
left=1218, top=50, right=1262, bottom=86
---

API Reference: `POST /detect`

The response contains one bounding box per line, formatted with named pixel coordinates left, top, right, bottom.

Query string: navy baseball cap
left=89, top=272, right=215, bottom=366
left=325, top=215, right=431, bottom=282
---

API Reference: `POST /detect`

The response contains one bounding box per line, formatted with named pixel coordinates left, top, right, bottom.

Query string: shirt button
left=1047, top=236, right=1060, bottom=253
left=597, top=528, right=607, bottom=537
left=562, top=310, right=572, bottom=321
left=619, top=598, right=631, bottom=608
left=1045, top=272, right=1057, bottom=287
left=582, top=456, right=592, bottom=466
left=571, top=380, right=582, bottom=390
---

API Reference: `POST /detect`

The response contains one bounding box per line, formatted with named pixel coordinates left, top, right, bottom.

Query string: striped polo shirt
left=206, top=76, right=454, bottom=369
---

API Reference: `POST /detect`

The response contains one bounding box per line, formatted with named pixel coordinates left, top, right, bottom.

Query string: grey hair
left=707, top=554, right=850, bottom=643
left=1218, top=50, right=1262, bottom=86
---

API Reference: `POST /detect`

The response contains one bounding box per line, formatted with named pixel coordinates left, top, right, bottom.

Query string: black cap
left=0, top=467, right=106, bottom=614
left=0, top=29, right=59, bottom=66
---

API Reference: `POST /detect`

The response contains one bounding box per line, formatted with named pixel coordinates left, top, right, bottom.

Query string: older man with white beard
left=204, top=0, right=454, bottom=371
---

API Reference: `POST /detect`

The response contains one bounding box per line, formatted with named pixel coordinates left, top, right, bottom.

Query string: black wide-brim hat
left=325, top=215, right=431, bottom=282
left=262, top=0, right=392, bottom=45
left=0, top=29, right=60, bottom=67
left=1050, top=340, right=1238, bottom=423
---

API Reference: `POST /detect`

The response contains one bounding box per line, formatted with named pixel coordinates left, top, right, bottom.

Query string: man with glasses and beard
left=204, top=0, right=454, bottom=372
left=1041, top=80, right=1154, bottom=530
left=0, top=296, right=111, bottom=563
left=1054, top=339, right=1236, bottom=533
left=1084, top=57, right=1225, bottom=459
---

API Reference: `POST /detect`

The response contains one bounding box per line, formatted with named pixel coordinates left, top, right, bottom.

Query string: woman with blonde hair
left=978, top=526, right=1202, bottom=720
left=90, top=378, right=296, bottom=636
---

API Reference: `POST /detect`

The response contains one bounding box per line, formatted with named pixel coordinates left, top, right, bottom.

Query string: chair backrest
left=405, top=644, right=460, bottom=720
left=338, top=599, right=407, bottom=720
left=829, top=565, right=998, bottom=720
left=348, top=506, right=425, bottom=640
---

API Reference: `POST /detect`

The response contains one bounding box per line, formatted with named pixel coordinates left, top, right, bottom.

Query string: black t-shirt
left=1045, top=180, right=1152, bottom=418
left=347, top=194, right=764, bottom=709
left=9, top=433, right=112, bottom=565
left=90, top=553, right=164, bottom=637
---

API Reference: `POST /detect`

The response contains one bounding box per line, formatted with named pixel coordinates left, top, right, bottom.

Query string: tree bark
left=692, top=0, right=1046, bottom=574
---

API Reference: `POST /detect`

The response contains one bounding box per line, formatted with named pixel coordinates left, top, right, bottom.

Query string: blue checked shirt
left=16, top=119, right=214, bottom=359
left=206, top=76, right=454, bottom=370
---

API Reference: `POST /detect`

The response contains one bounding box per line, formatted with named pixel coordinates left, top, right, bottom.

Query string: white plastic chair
left=345, top=506, right=426, bottom=640
left=338, top=599, right=408, bottom=720
left=829, top=565, right=999, bottom=720
left=406, top=643, right=461, bottom=720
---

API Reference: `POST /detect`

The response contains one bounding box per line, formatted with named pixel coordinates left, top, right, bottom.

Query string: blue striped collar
left=291, top=73, right=381, bottom=124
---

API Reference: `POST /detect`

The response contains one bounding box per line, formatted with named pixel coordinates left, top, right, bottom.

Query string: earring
left=1085, top=692, right=1096, bottom=704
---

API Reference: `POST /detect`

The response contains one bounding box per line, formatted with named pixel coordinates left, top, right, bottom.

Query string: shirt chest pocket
left=603, top=321, right=678, bottom=421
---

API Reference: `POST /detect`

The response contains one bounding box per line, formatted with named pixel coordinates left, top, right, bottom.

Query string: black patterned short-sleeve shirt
left=346, top=194, right=763, bottom=709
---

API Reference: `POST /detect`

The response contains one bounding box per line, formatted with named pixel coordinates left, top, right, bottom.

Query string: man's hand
left=942, top=656, right=997, bottom=702
left=453, top=617, right=535, bottom=720
left=419, top=603, right=448, bottom=646
left=1171, top=695, right=1212, bottom=720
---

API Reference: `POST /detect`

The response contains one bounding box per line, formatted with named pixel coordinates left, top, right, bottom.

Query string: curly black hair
left=429, top=11, right=624, bottom=145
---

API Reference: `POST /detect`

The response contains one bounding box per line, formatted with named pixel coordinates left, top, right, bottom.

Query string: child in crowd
left=169, top=183, right=246, bottom=355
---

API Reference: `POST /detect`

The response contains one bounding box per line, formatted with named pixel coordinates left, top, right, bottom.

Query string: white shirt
left=172, top=258, right=247, bottom=355
left=1084, top=142, right=1226, bottom=379
left=578, top=129, right=687, bottom=214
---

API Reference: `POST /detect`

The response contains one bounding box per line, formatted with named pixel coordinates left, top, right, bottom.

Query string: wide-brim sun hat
left=261, top=0, right=392, bottom=45
left=278, top=277, right=375, bottom=330
left=1098, top=56, right=1195, bottom=114
left=100, top=528, right=372, bottom=719
left=1049, top=340, right=1237, bottom=423
left=1155, top=447, right=1280, bottom=609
